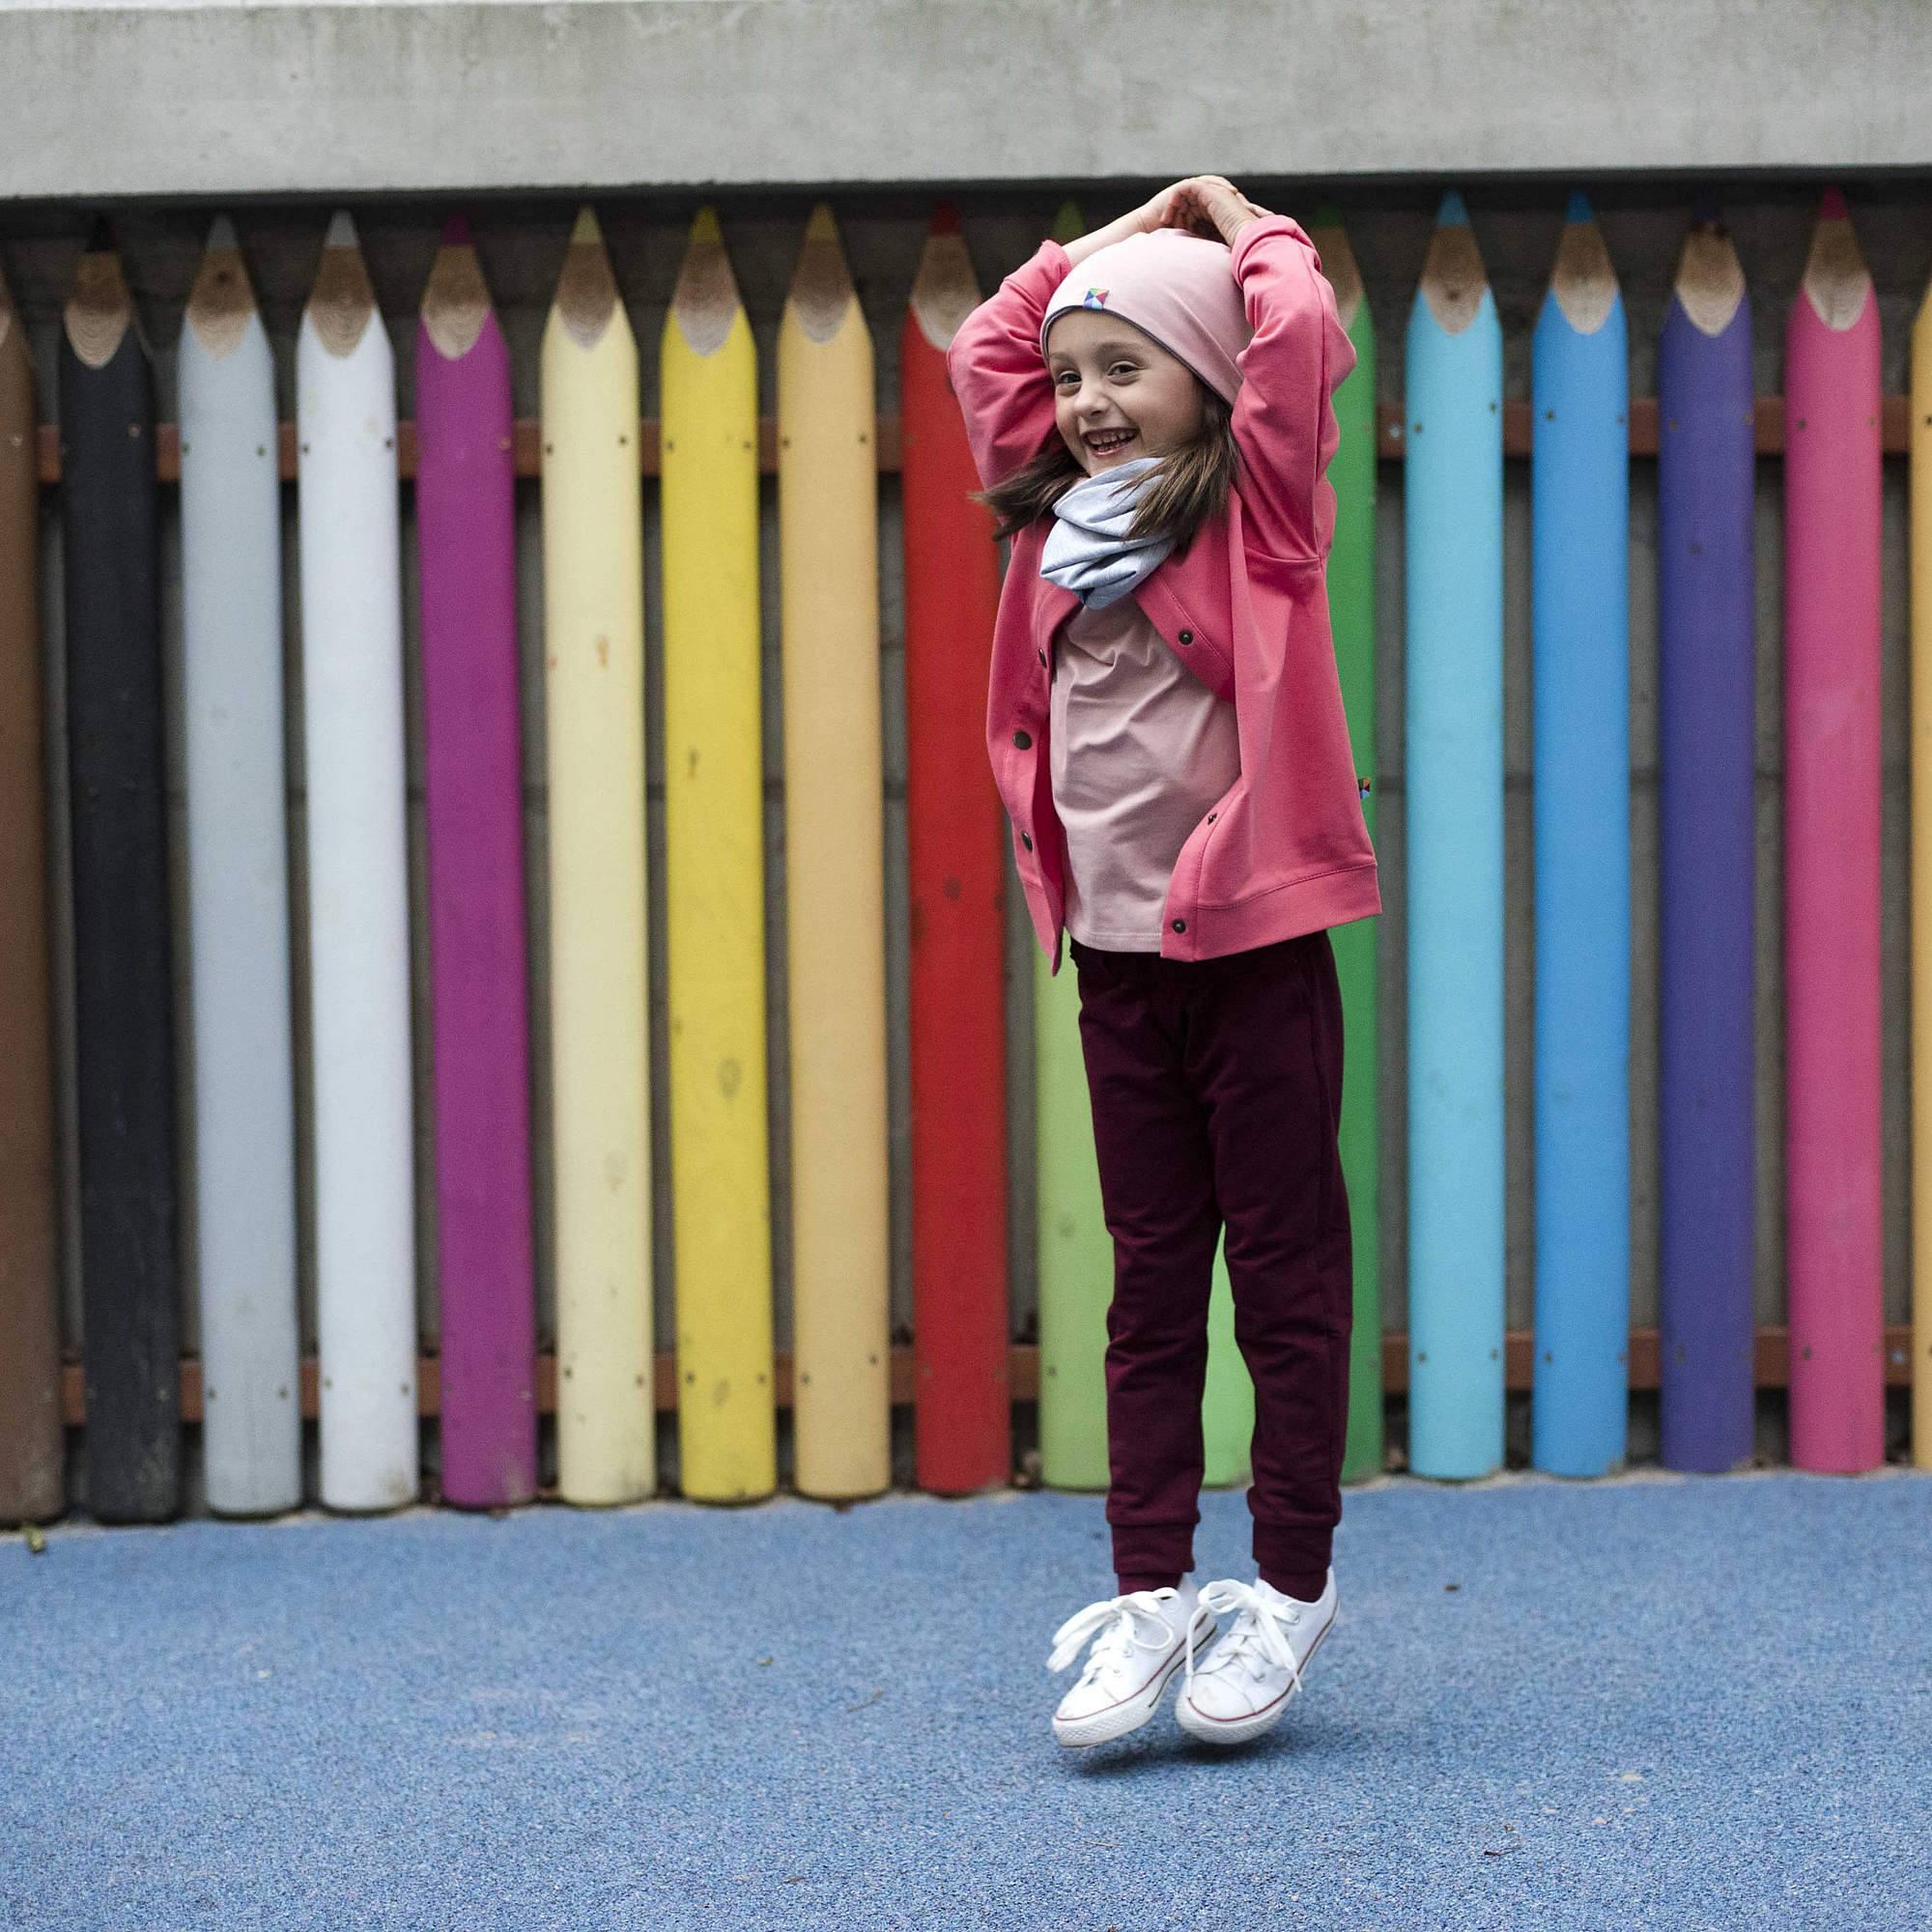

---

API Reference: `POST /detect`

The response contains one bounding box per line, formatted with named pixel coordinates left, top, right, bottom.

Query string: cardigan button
left=1172, top=919, right=1186, bottom=933
left=1177, top=629, right=1194, bottom=645
left=1013, top=729, right=1032, bottom=750
left=1037, top=649, right=1047, bottom=666
left=1021, top=833, right=1033, bottom=851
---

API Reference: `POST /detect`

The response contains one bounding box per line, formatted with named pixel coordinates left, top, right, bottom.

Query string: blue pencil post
left=1528, top=190, right=1633, bottom=1475
left=1404, top=189, right=1507, bottom=1478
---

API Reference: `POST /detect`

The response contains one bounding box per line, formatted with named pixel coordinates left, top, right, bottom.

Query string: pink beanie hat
left=1039, top=228, right=1253, bottom=404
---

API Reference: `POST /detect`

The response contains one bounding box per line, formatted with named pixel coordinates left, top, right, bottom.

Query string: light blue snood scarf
left=1038, top=455, right=1175, bottom=611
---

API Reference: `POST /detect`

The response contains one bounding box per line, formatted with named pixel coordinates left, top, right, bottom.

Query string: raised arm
left=944, top=237, right=1072, bottom=492
left=1226, top=213, right=1358, bottom=562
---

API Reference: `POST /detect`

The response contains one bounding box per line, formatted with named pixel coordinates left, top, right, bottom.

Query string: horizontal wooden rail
left=56, top=1325, right=1918, bottom=1425
left=31, top=396, right=1918, bottom=487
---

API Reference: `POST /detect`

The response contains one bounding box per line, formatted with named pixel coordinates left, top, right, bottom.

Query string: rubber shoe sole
left=1052, top=1620, right=1220, bottom=1749
left=1173, top=1605, right=1335, bottom=1747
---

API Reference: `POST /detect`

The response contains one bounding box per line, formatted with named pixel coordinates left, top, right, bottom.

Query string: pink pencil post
left=1782, top=187, right=1885, bottom=1471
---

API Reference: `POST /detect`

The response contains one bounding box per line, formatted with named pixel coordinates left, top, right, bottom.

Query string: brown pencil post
left=0, top=263, right=63, bottom=1525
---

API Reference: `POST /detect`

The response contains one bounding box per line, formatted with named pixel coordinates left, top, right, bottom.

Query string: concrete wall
left=2, top=0, right=1930, bottom=201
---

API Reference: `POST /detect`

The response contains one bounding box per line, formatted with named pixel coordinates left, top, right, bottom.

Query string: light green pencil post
left=1035, top=201, right=1254, bottom=1497
left=1035, top=202, right=1109, bottom=1491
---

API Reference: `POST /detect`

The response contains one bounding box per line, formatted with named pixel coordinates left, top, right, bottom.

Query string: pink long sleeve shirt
left=947, top=213, right=1380, bottom=977
left=1051, top=593, right=1242, bottom=950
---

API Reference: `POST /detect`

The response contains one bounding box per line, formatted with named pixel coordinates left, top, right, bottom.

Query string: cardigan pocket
left=1240, top=544, right=1325, bottom=597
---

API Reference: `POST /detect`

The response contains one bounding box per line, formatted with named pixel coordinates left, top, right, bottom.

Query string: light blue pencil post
left=1529, top=191, right=1633, bottom=1474
left=1405, top=189, right=1507, bottom=1478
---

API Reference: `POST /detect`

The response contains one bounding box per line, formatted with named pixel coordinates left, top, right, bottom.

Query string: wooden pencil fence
left=0, top=185, right=1924, bottom=1527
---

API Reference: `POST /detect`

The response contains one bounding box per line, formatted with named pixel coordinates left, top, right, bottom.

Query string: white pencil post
left=296, top=209, right=419, bottom=1512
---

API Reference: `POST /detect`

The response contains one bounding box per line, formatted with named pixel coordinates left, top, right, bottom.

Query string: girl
left=947, top=177, right=1378, bottom=1748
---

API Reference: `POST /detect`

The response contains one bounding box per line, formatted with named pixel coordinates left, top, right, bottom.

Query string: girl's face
left=1045, top=311, right=1206, bottom=475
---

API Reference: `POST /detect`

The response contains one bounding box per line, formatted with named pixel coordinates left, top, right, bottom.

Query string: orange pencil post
left=779, top=207, right=891, bottom=1499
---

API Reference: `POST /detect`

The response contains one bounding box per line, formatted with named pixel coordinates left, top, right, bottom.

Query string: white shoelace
left=1183, top=1579, right=1305, bottom=1700
left=1046, top=1588, right=1182, bottom=1682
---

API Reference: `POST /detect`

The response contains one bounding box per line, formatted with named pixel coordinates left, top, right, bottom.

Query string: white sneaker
left=1174, top=1568, right=1337, bottom=1746
left=1046, top=1579, right=1215, bottom=1748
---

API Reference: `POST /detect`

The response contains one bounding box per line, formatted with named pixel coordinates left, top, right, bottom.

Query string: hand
left=1065, top=179, right=1272, bottom=270
left=1140, top=177, right=1273, bottom=245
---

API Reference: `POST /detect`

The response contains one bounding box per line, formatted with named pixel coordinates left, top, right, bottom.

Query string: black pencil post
left=57, top=220, right=181, bottom=1523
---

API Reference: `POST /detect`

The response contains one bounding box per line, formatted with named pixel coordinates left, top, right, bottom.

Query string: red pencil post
left=901, top=208, right=1011, bottom=1492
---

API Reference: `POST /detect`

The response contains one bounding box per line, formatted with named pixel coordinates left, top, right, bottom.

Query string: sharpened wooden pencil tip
left=65, top=245, right=133, bottom=368
left=670, top=212, right=741, bottom=357
left=306, top=219, right=376, bottom=356
left=554, top=211, right=620, bottom=348
left=1672, top=222, right=1746, bottom=338
left=423, top=226, right=492, bottom=360
left=788, top=208, right=856, bottom=343
left=1305, top=217, right=1362, bottom=325
left=442, top=213, right=472, bottom=245
left=1550, top=211, right=1619, bottom=332
left=909, top=224, right=980, bottom=351
left=187, top=219, right=257, bottom=358
left=1419, top=204, right=1489, bottom=335
left=1800, top=189, right=1870, bottom=329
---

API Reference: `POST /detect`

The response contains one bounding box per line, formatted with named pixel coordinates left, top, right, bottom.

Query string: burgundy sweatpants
left=1068, top=926, right=1352, bottom=1605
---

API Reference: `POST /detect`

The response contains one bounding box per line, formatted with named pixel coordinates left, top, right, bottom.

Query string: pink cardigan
left=946, top=213, right=1381, bottom=976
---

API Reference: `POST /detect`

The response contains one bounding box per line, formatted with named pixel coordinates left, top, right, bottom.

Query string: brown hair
left=971, top=382, right=1237, bottom=554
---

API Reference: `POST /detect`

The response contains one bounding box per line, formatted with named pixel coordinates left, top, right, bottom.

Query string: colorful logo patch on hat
left=1081, top=287, right=1110, bottom=308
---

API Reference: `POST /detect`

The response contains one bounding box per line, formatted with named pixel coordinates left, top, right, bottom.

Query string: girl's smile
left=1044, top=309, right=1206, bottom=476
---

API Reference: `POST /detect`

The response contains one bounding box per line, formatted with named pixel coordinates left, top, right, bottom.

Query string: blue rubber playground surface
left=5, top=1466, right=1929, bottom=1930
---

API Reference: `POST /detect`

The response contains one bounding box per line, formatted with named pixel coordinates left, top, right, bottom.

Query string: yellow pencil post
left=540, top=207, right=653, bottom=1503
left=661, top=208, right=778, bottom=1500
left=1910, top=272, right=1932, bottom=1468
left=778, top=205, right=891, bottom=1498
